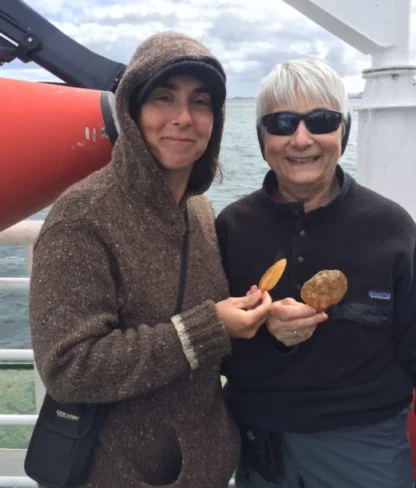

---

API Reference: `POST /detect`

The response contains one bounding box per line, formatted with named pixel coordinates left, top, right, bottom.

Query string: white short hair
left=256, top=58, right=350, bottom=125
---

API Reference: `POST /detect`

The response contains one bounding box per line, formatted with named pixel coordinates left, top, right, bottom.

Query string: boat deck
left=0, top=367, right=34, bottom=450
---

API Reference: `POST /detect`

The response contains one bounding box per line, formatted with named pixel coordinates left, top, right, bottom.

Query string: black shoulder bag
left=24, top=209, right=190, bottom=487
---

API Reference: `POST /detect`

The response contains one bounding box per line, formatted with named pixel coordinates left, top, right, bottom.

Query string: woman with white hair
left=217, top=58, right=416, bottom=488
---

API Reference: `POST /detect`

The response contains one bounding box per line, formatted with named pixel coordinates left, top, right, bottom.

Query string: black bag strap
left=174, top=206, right=189, bottom=315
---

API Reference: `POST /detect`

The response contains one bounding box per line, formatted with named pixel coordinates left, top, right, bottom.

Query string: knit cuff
left=171, top=300, right=231, bottom=370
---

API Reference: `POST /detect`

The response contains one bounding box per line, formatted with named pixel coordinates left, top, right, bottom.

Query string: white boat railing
left=0, top=477, right=37, bottom=488
left=0, top=220, right=237, bottom=487
left=0, top=220, right=44, bottom=487
left=0, top=350, right=33, bottom=363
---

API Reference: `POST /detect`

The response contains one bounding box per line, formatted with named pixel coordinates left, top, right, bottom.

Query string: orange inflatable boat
left=0, top=0, right=124, bottom=232
left=0, top=78, right=117, bottom=232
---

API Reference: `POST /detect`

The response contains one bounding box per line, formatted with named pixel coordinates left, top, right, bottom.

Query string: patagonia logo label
left=368, top=290, right=391, bottom=301
left=56, top=410, right=80, bottom=421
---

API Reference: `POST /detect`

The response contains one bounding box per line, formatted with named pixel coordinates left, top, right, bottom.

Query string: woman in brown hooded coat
left=29, top=31, right=271, bottom=487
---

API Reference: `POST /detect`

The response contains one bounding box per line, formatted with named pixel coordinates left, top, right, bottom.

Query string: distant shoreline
left=227, top=94, right=362, bottom=100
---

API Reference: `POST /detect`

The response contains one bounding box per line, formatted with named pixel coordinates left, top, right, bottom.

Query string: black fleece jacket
left=216, top=166, right=416, bottom=432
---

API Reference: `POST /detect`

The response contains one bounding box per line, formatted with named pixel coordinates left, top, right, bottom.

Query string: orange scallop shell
left=258, top=258, right=287, bottom=292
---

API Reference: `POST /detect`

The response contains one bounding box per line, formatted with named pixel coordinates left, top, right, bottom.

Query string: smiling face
left=138, top=74, right=214, bottom=182
left=263, top=98, right=343, bottom=199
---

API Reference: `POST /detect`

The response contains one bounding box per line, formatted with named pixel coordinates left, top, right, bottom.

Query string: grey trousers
left=235, top=408, right=413, bottom=488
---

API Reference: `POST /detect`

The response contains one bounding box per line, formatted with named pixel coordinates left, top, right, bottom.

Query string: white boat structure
left=0, top=0, right=415, bottom=485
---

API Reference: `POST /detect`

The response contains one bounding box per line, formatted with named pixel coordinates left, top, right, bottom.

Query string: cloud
left=1, top=0, right=415, bottom=96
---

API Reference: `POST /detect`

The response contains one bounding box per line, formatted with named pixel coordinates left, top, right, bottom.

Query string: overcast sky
left=1, top=0, right=416, bottom=96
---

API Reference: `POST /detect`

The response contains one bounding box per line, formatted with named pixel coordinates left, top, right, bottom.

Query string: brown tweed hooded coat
left=29, top=32, right=240, bottom=487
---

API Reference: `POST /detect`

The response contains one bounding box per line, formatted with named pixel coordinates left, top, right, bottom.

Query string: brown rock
left=300, top=270, right=347, bottom=311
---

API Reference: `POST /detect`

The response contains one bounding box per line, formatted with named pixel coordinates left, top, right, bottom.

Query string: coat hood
left=110, top=32, right=226, bottom=232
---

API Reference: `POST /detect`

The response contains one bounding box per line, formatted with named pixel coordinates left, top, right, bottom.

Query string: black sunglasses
left=261, top=108, right=343, bottom=136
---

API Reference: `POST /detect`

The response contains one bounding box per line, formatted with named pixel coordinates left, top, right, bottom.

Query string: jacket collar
left=261, top=165, right=354, bottom=220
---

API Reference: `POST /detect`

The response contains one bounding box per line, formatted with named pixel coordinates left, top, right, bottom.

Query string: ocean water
left=0, top=99, right=359, bottom=349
